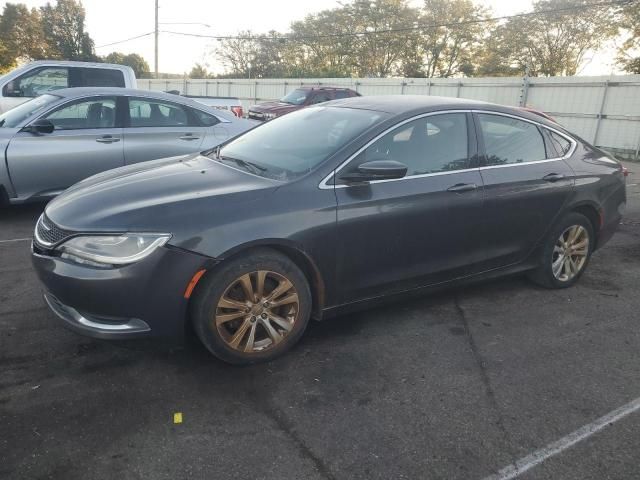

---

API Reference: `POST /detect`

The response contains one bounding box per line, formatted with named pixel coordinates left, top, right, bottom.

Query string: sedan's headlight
left=57, top=233, right=171, bottom=267
left=264, top=113, right=277, bottom=120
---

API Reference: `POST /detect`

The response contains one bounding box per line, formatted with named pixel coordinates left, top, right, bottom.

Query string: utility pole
left=154, top=0, right=159, bottom=78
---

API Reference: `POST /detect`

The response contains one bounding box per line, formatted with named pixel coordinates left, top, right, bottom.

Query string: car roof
left=48, top=87, right=213, bottom=110
left=323, top=95, right=561, bottom=128
left=24, top=60, right=133, bottom=70
left=295, top=86, right=356, bottom=91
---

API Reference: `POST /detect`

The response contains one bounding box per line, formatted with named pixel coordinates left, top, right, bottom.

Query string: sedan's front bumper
left=44, top=293, right=151, bottom=339
left=32, top=245, right=211, bottom=342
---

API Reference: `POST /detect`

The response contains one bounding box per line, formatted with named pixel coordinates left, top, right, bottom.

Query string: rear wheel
left=191, top=249, right=311, bottom=364
left=528, top=212, right=594, bottom=289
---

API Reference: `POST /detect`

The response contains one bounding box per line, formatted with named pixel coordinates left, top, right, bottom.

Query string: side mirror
left=340, top=160, right=408, bottom=183
left=23, top=119, right=55, bottom=134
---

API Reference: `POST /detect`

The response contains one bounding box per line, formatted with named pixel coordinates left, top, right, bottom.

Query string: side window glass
left=45, top=97, right=116, bottom=130
left=129, top=99, right=191, bottom=127
left=5, top=67, right=69, bottom=98
left=334, top=91, right=350, bottom=100
left=478, top=114, right=546, bottom=165
left=310, top=93, right=331, bottom=105
left=340, top=113, right=469, bottom=181
left=192, top=109, right=220, bottom=127
left=79, top=68, right=125, bottom=87
left=547, top=130, right=572, bottom=158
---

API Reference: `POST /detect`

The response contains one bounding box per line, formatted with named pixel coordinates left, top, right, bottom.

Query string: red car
left=248, top=86, right=360, bottom=121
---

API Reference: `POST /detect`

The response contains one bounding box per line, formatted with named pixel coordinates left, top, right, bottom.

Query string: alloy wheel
left=214, top=270, right=300, bottom=353
left=552, top=225, right=590, bottom=282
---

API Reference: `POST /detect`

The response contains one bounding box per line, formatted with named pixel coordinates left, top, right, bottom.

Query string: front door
left=7, top=96, right=124, bottom=200
left=334, top=112, right=485, bottom=304
left=123, top=97, right=206, bottom=165
left=473, top=112, right=575, bottom=270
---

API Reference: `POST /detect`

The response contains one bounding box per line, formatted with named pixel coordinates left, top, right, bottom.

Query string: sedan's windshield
left=213, top=106, right=387, bottom=181
left=279, top=89, right=309, bottom=105
left=0, top=94, right=60, bottom=128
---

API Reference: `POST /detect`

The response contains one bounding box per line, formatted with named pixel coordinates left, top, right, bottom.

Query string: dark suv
left=247, top=86, right=360, bottom=121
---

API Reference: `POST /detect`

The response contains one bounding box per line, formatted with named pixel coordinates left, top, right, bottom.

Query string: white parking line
left=482, top=396, right=640, bottom=480
left=0, top=237, right=31, bottom=244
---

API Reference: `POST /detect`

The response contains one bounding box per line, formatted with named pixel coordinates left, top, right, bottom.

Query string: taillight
left=622, top=166, right=629, bottom=177
left=231, top=106, right=243, bottom=118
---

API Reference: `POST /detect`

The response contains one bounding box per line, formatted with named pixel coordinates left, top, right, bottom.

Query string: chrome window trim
left=318, top=109, right=472, bottom=190
left=318, top=108, right=578, bottom=190
left=471, top=109, right=578, bottom=163
left=30, top=92, right=232, bottom=127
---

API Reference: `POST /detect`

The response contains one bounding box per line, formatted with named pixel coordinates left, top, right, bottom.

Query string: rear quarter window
left=547, top=130, right=573, bottom=157
left=71, top=68, right=125, bottom=88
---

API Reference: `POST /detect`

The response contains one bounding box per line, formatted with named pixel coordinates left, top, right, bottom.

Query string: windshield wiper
left=220, top=156, right=267, bottom=175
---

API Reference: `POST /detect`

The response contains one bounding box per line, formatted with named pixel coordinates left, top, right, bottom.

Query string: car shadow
left=0, top=202, right=47, bottom=240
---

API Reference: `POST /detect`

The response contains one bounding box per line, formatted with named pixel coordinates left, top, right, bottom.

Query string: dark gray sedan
left=0, top=87, right=255, bottom=205
left=32, top=96, right=626, bottom=364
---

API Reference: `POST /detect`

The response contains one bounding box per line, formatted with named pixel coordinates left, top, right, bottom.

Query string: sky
left=10, top=0, right=620, bottom=76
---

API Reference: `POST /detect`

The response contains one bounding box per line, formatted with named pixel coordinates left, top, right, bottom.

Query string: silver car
left=0, top=87, right=257, bottom=205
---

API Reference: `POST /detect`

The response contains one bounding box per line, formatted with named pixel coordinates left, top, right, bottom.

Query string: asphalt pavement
left=1, top=162, right=639, bottom=480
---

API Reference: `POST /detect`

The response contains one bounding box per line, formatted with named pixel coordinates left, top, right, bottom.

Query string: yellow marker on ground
left=173, top=412, right=183, bottom=424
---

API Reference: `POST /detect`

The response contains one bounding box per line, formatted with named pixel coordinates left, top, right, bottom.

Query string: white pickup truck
left=0, top=60, right=137, bottom=114
left=164, top=92, right=244, bottom=118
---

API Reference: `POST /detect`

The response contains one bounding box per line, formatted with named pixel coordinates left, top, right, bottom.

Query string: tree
left=189, top=63, right=209, bottom=78
left=616, top=1, right=640, bottom=73
left=0, top=3, right=49, bottom=71
left=104, top=52, right=150, bottom=77
left=41, top=0, right=97, bottom=61
left=477, top=0, right=618, bottom=76
left=216, top=31, right=259, bottom=78
left=104, top=51, right=125, bottom=65
left=288, top=7, right=358, bottom=77
left=123, top=53, right=150, bottom=78
left=216, top=30, right=290, bottom=78
left=407, top=0, right=489, bottom=78
left=345, top=0, right=417, bottom=77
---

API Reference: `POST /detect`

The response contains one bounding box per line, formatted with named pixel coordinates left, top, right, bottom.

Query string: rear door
left=123, top=97, right=206, bottom=165
left=473, top=111, right=575, bottom=270
left=334, top=112, right=485, bottom=303
left=6, top=95, right=124, bottom=200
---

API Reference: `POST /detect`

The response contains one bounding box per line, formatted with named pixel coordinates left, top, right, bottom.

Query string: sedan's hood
left=45, top=153, right=280, bottom=234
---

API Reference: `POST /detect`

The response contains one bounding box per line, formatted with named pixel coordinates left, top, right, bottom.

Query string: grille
left=35, top=214, right=74, bottom=247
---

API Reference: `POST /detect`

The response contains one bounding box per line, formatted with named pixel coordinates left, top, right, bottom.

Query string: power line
left=97, top=0, right=630, bottom=47
left=164, top=0, right=630, bottom=40
left=96, top=32, right=154, bottom=49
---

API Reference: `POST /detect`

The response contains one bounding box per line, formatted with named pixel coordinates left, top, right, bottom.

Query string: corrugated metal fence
left=138, top=75, right=640, bottom=159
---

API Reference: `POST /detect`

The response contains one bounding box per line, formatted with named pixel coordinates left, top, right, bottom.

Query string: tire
left=528, top=212, right=595, bottom=289
left=191, top=248, right=312, bottom=365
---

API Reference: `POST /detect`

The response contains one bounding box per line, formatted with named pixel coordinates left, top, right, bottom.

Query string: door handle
left=179, top=134, right=200, bottom=140
left=543, top=173, right=565, bottom=182
left=96, top=135, right=120, bottom=143
left=447, top=183, right=478, bottom=193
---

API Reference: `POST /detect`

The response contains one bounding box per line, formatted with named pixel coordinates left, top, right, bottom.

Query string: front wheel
left=191, top=249, right=312, bottom=364
left=528, top=212, right=594, bottom=289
